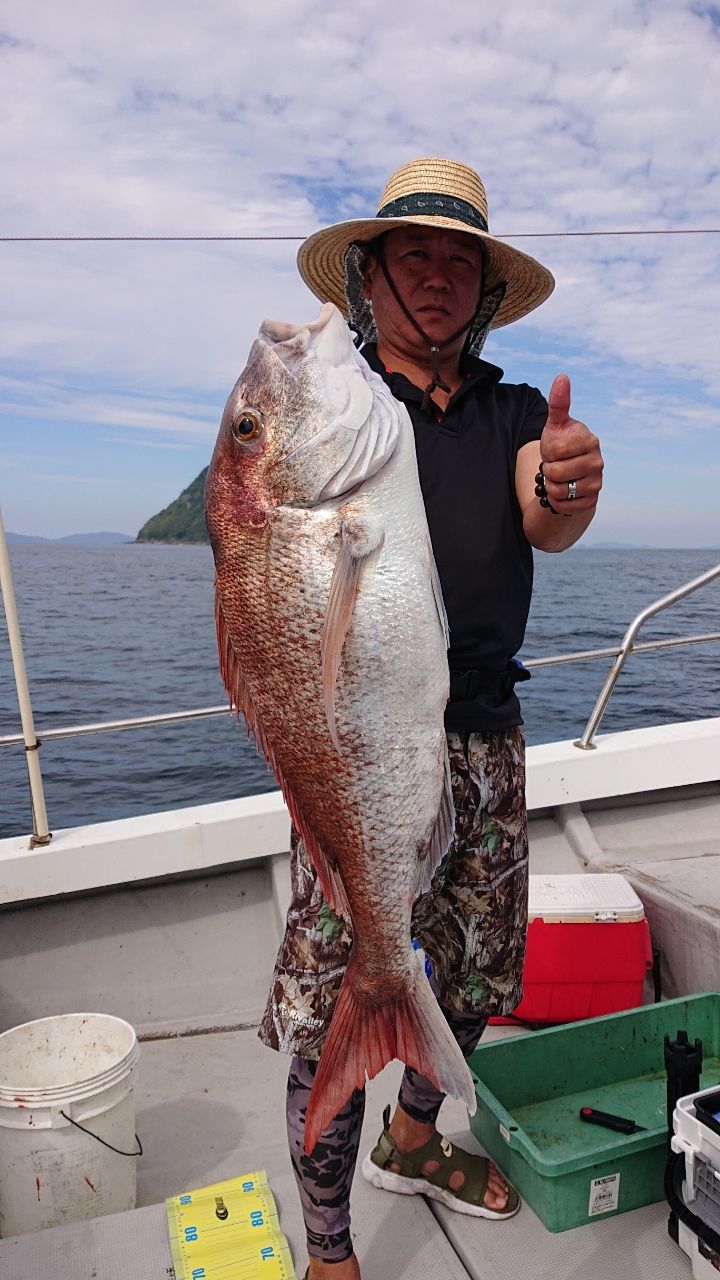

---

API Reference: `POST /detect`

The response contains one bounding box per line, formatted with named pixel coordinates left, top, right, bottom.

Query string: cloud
left=1, top=0, right=719, bottom=541
left=102, top=433, right=199, bottom=450
left=0, top=371, right=218, bottom=442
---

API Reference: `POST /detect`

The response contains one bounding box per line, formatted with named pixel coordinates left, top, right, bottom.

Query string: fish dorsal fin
left=215, top=584, right=352, bottom=922
left=321, top=518, right=384, bottom=752
left=215, top=587, right=257, bottom=731
left=285, top=804, right=352, bottom=922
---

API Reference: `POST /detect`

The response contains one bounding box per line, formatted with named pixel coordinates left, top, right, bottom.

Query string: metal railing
left=2, top=499, right=719, bottom=840
left=0, top=704, right=231, bottom=747
left=2, top=627, right=719, bottom=752
left=572, top=562, right=720, bottom=748
left=1, top=631, right=719, bottom=754
left=0, top=507, right=50, bottom=846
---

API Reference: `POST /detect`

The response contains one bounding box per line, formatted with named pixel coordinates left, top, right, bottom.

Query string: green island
left=136, top=467, right=210, bottom=543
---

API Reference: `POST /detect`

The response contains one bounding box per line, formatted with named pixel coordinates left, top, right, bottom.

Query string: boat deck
left=2, top=778, right=719, bottom=1277
left=0, top=1033, right=687, bottom=1279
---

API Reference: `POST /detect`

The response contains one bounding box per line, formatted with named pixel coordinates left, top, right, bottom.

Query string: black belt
left=448, top=660, right=530, bottom=703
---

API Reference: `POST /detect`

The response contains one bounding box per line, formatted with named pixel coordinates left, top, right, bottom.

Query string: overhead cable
left=2, top=228, right=720, bottom=243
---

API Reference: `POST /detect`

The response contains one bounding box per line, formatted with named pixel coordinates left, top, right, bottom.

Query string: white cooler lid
left=528, top=873, right=646, bottom=923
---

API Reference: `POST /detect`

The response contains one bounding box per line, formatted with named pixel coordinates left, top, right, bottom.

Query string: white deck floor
left=0, top=1035, right=690, bottom=1279
left=1, top=780, right=719, bottom=1277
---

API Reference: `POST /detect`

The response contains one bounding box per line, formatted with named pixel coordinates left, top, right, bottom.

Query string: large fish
left=205, top=302, right=476, bottom=1152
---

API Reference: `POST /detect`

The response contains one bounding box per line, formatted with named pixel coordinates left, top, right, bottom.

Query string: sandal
left=361, top=1105, right=520, bottom=1220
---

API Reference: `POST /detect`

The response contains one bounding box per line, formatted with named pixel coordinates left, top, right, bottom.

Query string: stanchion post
left=0, top=506, right=52, bottom=846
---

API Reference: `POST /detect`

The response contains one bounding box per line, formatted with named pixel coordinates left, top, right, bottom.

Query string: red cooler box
left=492, top=873, right=653, bottom=1025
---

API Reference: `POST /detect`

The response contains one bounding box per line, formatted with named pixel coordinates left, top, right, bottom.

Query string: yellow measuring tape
left=166, top=1169, right=296, bottom=1279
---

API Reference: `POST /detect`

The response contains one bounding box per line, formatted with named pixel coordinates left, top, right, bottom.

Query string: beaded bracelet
left=534, top=463, right=561, bottom=516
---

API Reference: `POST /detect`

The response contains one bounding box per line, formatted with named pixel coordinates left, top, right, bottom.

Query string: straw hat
left=297, top=156, right=555, bottom=331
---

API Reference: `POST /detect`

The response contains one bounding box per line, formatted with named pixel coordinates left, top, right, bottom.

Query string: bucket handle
left=59, top=1110, right=143, bottom=1157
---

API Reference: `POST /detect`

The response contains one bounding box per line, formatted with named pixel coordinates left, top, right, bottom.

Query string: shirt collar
left=361, top=342, right=503, bottom=410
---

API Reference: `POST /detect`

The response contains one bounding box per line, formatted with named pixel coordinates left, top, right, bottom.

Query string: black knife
left=579, top=1106, right=645, bottom=1134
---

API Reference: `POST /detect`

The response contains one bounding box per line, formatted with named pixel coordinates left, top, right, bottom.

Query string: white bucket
left=0, top=1012, right=140, bottom=1237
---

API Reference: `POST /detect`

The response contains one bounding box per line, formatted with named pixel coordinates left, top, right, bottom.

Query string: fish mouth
left=259, top=302, right=338, bottom=351
left=249, top=303, right=401, bottom=501
left=259, top=317, right=304, bottom=343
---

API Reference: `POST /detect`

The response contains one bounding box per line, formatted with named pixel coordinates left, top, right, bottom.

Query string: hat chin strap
left=376, top=240, right=481, bottom=412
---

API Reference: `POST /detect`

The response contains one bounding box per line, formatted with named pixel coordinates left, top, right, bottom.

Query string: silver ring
left=567, top=480, right=578, bottom=501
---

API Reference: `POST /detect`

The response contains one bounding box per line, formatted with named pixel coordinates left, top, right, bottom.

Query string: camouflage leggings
left=259, top=727, right=529, bottom=1057
left=287, top=996, right=489, bottom=1263
left=265, top=727, right=528, bottom=1264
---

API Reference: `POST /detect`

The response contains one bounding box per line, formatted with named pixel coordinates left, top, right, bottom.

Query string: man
left=259, top=157, right=603, bottom=1280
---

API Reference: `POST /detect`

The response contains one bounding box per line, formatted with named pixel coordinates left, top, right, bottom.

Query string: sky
left=1, top=0, right=720, bottom=547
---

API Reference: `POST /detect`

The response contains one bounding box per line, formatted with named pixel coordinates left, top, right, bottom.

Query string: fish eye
left=232, top=407, right=263, bottom=443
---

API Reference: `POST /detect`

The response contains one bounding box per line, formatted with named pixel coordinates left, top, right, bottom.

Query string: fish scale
left=206, top=302, right=476, bottom=1153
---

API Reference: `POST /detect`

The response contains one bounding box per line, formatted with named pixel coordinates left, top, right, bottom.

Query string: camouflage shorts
left=258, top=727, right=528, bottom=1059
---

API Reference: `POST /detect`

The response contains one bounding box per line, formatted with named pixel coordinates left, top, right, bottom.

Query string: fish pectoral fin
left=321, top=519, right=384, bottom=752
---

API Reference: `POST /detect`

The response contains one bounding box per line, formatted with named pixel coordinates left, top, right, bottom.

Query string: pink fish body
left=205, top=303, right=476, bottom=1152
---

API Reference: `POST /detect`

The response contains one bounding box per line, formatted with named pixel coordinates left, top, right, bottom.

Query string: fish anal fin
left=304, top=955, right=476, bottom=1154
left=321, top=518, right=384, bottom=751
left=427, top=534, right=450, bottom=649
left=416, top=749, right=455, bottom=896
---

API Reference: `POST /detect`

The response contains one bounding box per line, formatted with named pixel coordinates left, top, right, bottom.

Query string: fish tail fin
left=304, top=957, right=477, bottom=1154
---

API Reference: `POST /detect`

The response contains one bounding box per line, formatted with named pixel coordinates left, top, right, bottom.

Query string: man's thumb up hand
left=538, top=375, right=603, bottom=512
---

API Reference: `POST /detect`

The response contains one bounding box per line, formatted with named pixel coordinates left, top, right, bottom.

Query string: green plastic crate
left=468, top=993, right=720, bottom=1232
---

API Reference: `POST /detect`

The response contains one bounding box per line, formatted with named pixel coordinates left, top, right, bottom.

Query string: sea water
left=1, top=543, right=717, bottom=838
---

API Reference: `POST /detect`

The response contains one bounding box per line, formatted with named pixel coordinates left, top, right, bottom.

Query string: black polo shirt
left=363, top=343, right=547, bottom=732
